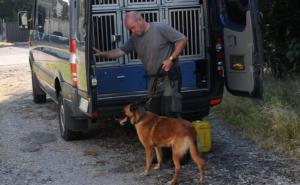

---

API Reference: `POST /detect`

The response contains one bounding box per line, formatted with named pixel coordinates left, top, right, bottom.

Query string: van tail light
left=209, top=98, right=222, bottom=106
left=91, top=111, right=98, bottom=118
left=215, top=33, right=223, bottom=51
left=215, top=33, right=224, bottom=77
left=69, top=38, right=78, bottom=88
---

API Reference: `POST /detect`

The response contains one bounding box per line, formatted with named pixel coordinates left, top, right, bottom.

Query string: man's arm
left=162, top=36, right=188, bottom=72
left=170, top=36, right=188, bottom=60
left=93, top=48, right=126, bottom=59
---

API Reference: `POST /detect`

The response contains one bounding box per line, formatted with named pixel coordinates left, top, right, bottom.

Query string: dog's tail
left=189, top=138, right=205, bottom=182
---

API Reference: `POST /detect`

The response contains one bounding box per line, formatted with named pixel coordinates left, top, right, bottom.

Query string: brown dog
left=118, top=103, right=205, bottom=185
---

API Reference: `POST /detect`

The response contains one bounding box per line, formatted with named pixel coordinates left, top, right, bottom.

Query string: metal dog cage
left=168, top=7, right=205, bottom=59
left=92, top=0, right=119, bottom=6
left=162, top=0, right=199, bottom=6
left=125, top=0, right=159, bottom=7
left=92, top=0, right=199, bottom=6
left=92, top=13, right=120, bottom=63
left=92, top=0, right=205, bottom=64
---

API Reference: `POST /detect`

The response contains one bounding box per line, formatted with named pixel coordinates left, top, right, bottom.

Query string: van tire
left=58, top=93, right=80, bottom=141
left=31, top=72, right=46, bottom=103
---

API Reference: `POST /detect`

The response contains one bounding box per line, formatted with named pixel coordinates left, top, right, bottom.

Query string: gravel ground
left=0, top=45, right=299, bottom=185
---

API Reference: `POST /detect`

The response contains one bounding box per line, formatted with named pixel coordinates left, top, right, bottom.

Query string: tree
left=0, top=0, right=33, bottom=21
left=261, top=0, right=300, bottom=77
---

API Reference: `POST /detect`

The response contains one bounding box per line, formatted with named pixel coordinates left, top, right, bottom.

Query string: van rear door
left=218, top=0, right=263, bottom=97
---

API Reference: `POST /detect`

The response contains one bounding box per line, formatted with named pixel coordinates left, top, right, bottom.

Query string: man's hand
left=161, top=36, right=187, bottom=72
left=162, top=59, right=173, bottom=72
left=92, top=47, right=125, bottom=59
left=93, top=47, right=105, bottom=57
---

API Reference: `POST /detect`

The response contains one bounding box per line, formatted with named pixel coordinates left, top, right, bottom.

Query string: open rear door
left=218, top=0, right=263, bottom=97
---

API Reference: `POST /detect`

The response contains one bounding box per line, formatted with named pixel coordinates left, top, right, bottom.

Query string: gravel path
left=0, top=46, right=299, bottom=185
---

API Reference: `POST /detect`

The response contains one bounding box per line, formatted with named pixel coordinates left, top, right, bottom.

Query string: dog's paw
left=199, top=177, right=205, bottom=184
left=153, top=163, right=160, bottom=170
left=166, top=180, right=176, bottom=185
left=140, top=171, right=149, bottom=176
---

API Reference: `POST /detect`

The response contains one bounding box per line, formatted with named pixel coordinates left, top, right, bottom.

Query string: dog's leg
left=143, top=146, right=153, bottom=176
left=189, top=140, right=205, bottom=183
left=153, top=147, right=161, bottom=170
left=167, top=150, right=181, bottom=185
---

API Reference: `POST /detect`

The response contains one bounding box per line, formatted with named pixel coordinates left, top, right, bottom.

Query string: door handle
left=228, top=35, right=237, bottom=47
left=116, top=75, right=125, bottom=79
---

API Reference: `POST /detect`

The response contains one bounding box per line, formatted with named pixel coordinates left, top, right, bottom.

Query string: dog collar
left=133, top=112, right=147, bottom=125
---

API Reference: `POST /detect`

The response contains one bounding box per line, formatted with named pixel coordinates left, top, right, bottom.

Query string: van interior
left=91, top=0, right=210, bottom=98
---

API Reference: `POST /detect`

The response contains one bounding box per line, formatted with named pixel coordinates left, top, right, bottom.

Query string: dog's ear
left=130, top=103, right=139, bottom=112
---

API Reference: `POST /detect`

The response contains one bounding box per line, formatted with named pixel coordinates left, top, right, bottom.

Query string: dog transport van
left=18, top=0, right=263, bottom=140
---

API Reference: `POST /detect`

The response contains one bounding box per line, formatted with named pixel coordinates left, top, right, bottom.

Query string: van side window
left=37, top=9, right=45, bottom=33
left=51, top=0, right=70, bottom=38
left=219, top=0, right=248, bottom=30
left=37, top=0, right=51, bottom=34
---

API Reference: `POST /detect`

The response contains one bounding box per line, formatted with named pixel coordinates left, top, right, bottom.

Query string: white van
left=18, top=0, right=264, bottom=140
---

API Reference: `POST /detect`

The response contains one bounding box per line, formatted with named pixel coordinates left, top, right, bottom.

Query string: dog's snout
left=116, top=109, right=129, bottom=126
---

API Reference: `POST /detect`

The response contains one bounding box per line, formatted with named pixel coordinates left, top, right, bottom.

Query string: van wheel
left=31, top=72, right=46, bottom=103
left=58, top=94, right=79, bottom=141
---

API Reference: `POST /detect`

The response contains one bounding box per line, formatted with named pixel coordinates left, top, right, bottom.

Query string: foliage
left=0, top=0, right=32, bottom=22
left=260, top=0, right=300, bottom=77
left=213, top=74, right=300, bottom=159
left=286, top=39, right=300, bottom=72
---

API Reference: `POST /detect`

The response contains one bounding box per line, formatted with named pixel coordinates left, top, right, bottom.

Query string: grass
left=212, top=74, right=300, bottom=159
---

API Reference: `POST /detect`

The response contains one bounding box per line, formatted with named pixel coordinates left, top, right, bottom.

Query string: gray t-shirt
left=120, top=22, right=185, bottom=75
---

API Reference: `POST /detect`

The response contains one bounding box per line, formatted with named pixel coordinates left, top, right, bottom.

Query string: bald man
left=93, top=11, right=187, bottom=118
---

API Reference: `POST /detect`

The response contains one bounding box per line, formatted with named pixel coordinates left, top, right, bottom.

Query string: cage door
left=92, top=12, right=123, bottom=64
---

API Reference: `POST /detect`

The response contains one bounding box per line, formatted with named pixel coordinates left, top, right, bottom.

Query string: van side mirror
left=18, top=11, right=29, bottom=30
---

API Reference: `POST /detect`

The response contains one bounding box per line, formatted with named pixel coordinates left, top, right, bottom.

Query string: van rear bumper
left=96, top=92, right=147, bottom=119
left=95, top=90, right=214, bottom=120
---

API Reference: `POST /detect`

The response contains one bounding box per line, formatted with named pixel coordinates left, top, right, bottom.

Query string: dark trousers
left=148, top=96, right=181, bottom=118
left=148, top=96, right=171, bottom=116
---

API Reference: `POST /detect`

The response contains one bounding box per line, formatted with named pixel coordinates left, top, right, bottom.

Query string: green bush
left=286, top=39, right=300, bottom=73
left=261, top=0, right=300, bottom=77
left=213, top=74, right=300, bottom=159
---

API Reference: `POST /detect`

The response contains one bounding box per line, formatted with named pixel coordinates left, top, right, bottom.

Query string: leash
left=145, top=64, right=165, bottom=106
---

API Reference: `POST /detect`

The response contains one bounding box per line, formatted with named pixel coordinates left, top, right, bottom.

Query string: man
left=93, top=11, right=187, bottom=118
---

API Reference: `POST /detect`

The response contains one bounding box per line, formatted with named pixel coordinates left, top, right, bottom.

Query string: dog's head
left=118, top=102, right=145, bottom=126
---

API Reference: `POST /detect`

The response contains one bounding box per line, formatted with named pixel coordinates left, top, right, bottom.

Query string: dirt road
left=0, top=45, right=299, bottom=185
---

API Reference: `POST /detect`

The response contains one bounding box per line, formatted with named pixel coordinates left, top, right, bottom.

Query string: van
left=18, top=0, right=263, bottom=141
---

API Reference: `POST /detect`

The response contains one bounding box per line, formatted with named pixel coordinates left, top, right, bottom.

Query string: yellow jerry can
left=192, top=120, right=212, bottom=153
